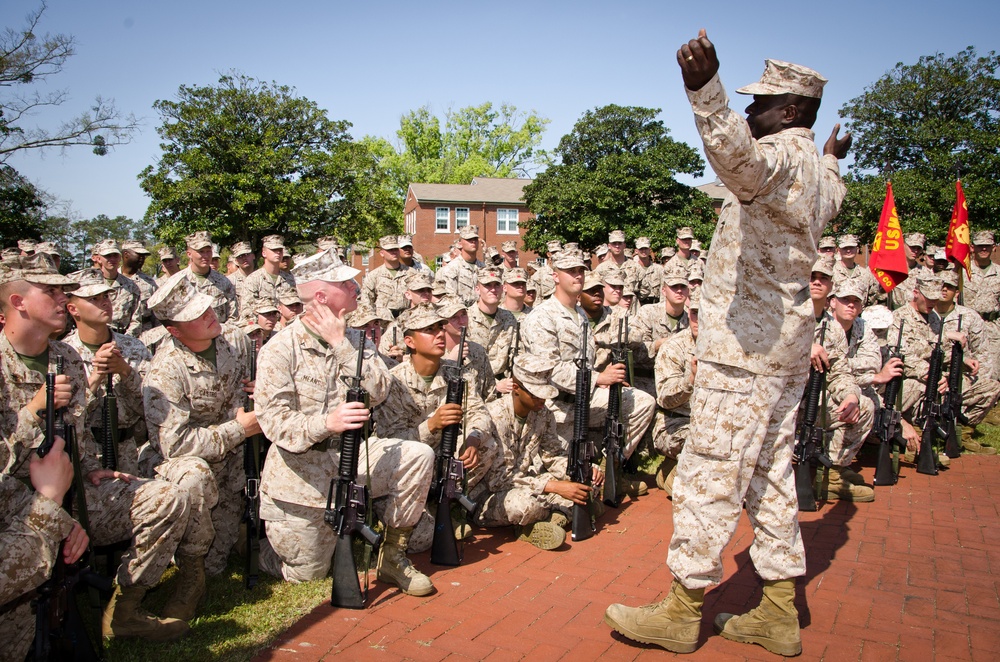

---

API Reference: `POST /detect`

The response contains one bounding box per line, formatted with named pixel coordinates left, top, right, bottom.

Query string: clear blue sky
left=4, top=0, right=998, bottom=224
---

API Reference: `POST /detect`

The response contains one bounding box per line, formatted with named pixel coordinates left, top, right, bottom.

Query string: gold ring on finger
left=686, top=55, right=694, bottom=61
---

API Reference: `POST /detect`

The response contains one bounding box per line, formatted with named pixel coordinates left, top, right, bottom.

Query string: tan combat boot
left=376, top=527, right=435, bottom=597
left=714, top=579, right=801, bottom=657
left=655, top=456, right=678, bottom=494
left=823, top=466, right=874, bottom=502
left=962, top=427, right=997, bottom=455
left=604, top=580, right=704, bottom=653
left=608, top=455, right=648, bottom=499
left=102, top=583, right=190, bottom=641
left=549, top=511, right=570, bottom=530
left=837, top=466, right=866, bottom=486
left=516, top=515, right=566, bottom=551
left=161, top=555, right=206, bottom=622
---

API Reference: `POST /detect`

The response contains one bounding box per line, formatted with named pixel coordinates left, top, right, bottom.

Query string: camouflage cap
left=602, top=268, right=625, bottom=287
left=278, top=290, right=302, bottom=307
left=254, top=301, right=280, bottom=315
left=916, top=275, right=942, bottom=300
left=504, top=267, right=528, bottom=284
left=608, top=230, right=626, bottom=244
left=687, top=287, right=701, bottom=311
left=551, top=249, right=586, bottom=271
left=261, top=234, right=285, bottom=251
left=736, top=59, right=827, bottom=99
left=432, top=281, right=449, bottom=298
left=939, top=268, right=960, bottom=288
left=838, top=234, right=859, bottom=248
left=812, top=255, right=836, bottom=277
left=159, top=246, right=178, bottom=260
left=148, top=272, right=214, bottom=323
left=400, top=302, right=447, bottom=333
left=458, top=225, right=480, bottom=240
left=484, top=246, right=500, bottom=260
left=501, top=240, right=517, bottom=253
left=546, top=240, right=563, bottom=254
left=398, top=234, right=414, bottom=248
left=621, top=286, right=636, bottom=298
left=230, top=241, right=252, bottom=257
left=690, top=239, right=703, bottom=252
left=662, top=263, right=689, bottom=287
left=817, top=236, right=837, bottom=250
left=676, top=226, right=695, bottom=240
left=407, top=270, right=435, bottom=291
left=861, top=305, right=893, bottom=330
left=2, top=247, right=21, bottom=261
left=595, top=243, right=609, bottom=257
left=477, top=266, right=503, bottom=285
left=624, top=248, right=634, bottom=258
left=563, top=242, right=579, bottom=252
left=512, top=354, right=559, bottom=400
left=660, top=246, right=676, bottom=259
left=185, top=231, right=213, bottom=250
left=904, top=232, right=926, bottom=248
left=211, top=243, right=221, bottom=259
left=832, top=279, right=867, bottom=301
left=525, top=278, right=538, bottom=292
left=687, top=259, right=704, bottom=282
left=0, top=253, right=78, bottom=289
left=435, top=295, right=467, bottom=320
left=635, top=237, right=651, bottom=249
left=379, top=235, right=399, bottom=250
left=583, top=272, right=604, bottom=292
left=17, top=238, right=38, bottom=253
left=120, top=240, right=150, bottom=255
left=35, top=242, right=60, bottom=256
left=973, top=231, right=995, bottom=246
left=348, top=302, right=389, bottom=328
left=317, top=236, right=339, bottom=251
left=933, top=249, right=947, bottom=262
left=450, top=239, right=462, bottom=250
left=69, top=268, right=114, bottom=298
left=91, top=239, right=122, bottom=256
left=291, top=247, right=360, bottom=284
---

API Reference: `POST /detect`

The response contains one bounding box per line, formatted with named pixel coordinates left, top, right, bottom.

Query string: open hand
left=824, top=124, right=852, bottom=159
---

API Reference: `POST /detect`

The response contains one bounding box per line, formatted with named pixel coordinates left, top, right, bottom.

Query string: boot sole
left=603, top=613, right=698, bottom=653
left=714, top=619, right=801, bottom=657
left=518, top=523, right=565, bottom=551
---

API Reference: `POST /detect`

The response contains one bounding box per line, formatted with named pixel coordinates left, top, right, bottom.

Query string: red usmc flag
left=945, top=180, right=971, bottom=278
left=868, top=181, right=908, bottom=292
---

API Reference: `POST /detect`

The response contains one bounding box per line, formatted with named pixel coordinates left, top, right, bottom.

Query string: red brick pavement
left=254, top=453, right=1000, bottom=661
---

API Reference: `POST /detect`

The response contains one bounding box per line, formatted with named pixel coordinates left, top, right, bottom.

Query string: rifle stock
left=570, top=319, right=595, bottom=541
left=602, top=318, right=626, bottom=508
left=874, top=321, right=905, bottom=486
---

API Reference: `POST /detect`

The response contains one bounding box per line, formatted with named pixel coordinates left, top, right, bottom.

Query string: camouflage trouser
left=155, top=452, right=244, bottom=576
left=469, top=482, right=573, bottom=528
left=823, top=390, right=876, bottom=467
left=550, top=386, right=656, bottom=459
left=261, top=437, right=434, bottom=582
left=407, top=435, right=500, bottom=554
left=668, top=362, right=807, bottom=590
left=902, top=374, right=1000, bottom=426
left=651, top=410, right=690, bottom=459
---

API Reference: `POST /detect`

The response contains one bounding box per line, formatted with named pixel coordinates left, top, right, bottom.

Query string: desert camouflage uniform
left=143, top=326, right=250, bottom=575
left=638, top=261, right=663, bottom=304
left=0, top=334, right=192, bottom=591
left=522, top=297, right=654, bottom=458
left=665, top=252, right=691, bottom=273
left=832, top=262, right=882, bottom=308
left=253, top=320, right=433, bottom=582
left=591, top=305, right=634, bottom=373
left=180, top=267, right=240, bottom=324
left=240, top=268, right=296, bottom=318
left=840, top=317, right=886, bottom=454
left=228, top=270, right=251, bottom=304
left=466, top=303, right=517, bottom=378
left=964, top=261, right=1000, bottom=376
left=889, top=264, right=933, bottom=309
left=532, top=264, right=556, bottom=300
left=471, top=393, right=573, bottom=527
left=63, top=330, right=152, bottom=477
left=462, top=339, right=497, bottom=402
left=632, top=303, right=690, bottom=378
left=939, top=305, right=1000, bottom=425
left=595, top=259, right=642, bottom=299
left=108, top=272, right=142, bottom=333
left=374, top=357, right=497, bottom=552
left=434, top=257, right=484, bottom=306
left=668, top=73, right=847, bottom=589
left=652, top=328, right=696, bottom=459
left=361, top=264, right=411, bottom=319
left=0, top=474, right=78, bottom=660
left=812, top=313, right=871, bottom=466
left=126, top=270, right=159, bottom=336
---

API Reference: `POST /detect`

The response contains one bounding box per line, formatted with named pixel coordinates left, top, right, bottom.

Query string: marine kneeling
left=253, top=248, right=435, bottom=596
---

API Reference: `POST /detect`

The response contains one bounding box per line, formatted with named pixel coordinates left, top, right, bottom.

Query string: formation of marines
left=4, top=32, right=1000, bottom=661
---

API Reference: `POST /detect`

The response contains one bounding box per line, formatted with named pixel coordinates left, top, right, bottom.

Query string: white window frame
left=497, top=208, right=519, bottom=234
left=360, top=250, right=371, bottom=267
left=435, top=207, right=450, bottom=233
left=405, top=210, right=417, bottom=234
left=435, top=255, right=444, bottom=269
left=455, top=207, right=470, bottom=231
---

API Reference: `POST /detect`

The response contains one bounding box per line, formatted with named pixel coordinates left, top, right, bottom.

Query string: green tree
left=522, top=104, right=715, bottom=250
left=0, top=165, right=45, bottom=246
left=838, top=47, right=1000, bottom=244
left=371, top=102, right=549, bottom=196
left=62, top=213, right=149, bottom=267
left=0, top=2, right=137, bottom=162
left=139, top=72, right=399, bottom=248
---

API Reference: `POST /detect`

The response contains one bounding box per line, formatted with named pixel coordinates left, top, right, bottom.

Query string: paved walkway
left=255, top=452, right=1000, bottom=661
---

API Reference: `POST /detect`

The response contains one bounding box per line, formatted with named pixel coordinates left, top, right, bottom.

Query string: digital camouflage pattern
left=107, top=272, right=142, bottom=333
left=361, top=263, right=411, bottom=319
left=180, top=266, right=240, bottom=324
left=652, top=327, right=696, bottom=458
left=466, top=303, right=517, bottom=378
left=240, top=268, right=296, bottom=320
left=126, top=270, right=160, bottom=336
left=434, top=257, right=484, bottom=306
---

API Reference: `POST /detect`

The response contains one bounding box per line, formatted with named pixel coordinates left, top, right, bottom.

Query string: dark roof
left=695, top=178, right=730, bottom=202
left=408, top=177, right=531, bottom=205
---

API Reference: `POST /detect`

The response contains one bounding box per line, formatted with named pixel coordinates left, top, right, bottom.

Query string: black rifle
left=430, top=327, right=477, bottom=566
left=242, top=337, right=262, bottom=589
left=570, top=319, right=596, bottom=541
left=326, top=333, right=382, bottom=608
left=602, top=318, right=626, bottom=508
left=942, top=316, right=969, bottom=459
left=100, top=364, right=119, bottom=471
left=873, top=322, right=906, bottom=486
left=31, top=357, right=102, bottom=661
left=513, top=321, right=521, bottom=358
left=793, top=321, right=832, bottom=512
left=916, top=322, right=947, bottom=475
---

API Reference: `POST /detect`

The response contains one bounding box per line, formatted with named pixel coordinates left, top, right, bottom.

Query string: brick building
left=348, top=177, right=539, bottom=279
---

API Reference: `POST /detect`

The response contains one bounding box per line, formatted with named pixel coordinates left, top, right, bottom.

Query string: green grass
left=102, top=556, right=329, bottom=662
left=973, top=421, right=1000, bottom=450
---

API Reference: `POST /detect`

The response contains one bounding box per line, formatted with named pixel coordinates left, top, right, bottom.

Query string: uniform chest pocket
left=297, top=376, right=329, bottom=407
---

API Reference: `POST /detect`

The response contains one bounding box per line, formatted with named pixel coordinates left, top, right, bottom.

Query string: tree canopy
left=139, top=72, right=399, bottom=248
left=837, top=47, right=1000, bottom=243
left=521, top=104, right=715, bottom=251
left=370, top=102, right=549, bottom=197
left=0, top=165, right=45, bottom=247
left=0, top=2, right=137, bottom=163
